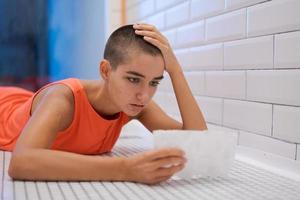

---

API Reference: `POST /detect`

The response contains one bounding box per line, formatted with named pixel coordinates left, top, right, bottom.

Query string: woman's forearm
left=132, top=23, right=207, bottom=130
left=169, top=67, right=207, bottom=130
left=9, top=148, right=126, bottom=181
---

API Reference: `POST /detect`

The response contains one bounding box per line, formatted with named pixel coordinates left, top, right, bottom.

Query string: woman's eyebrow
left=126, top=71, right=145, bottom=78
left=153, top=75, right=164, bottom=80
left=126, top=71, right=164, bottom=80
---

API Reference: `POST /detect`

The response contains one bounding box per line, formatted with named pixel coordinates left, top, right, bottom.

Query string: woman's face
left=107, top=52, right=165, bottom=116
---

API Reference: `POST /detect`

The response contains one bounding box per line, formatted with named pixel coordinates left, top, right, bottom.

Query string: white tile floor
left=1, top=137, right=300, bottom=200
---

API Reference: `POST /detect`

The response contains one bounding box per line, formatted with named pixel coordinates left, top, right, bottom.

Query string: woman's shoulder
left=79, top=79, right=102, bottom=99
left=79, top=79, right=101, bottom=90
left=40, top=78, right=100, bottom=98
left=31, top=84, right=75, bottom=114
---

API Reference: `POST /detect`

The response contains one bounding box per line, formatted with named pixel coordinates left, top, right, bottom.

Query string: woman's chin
left=124, top=110, right=141, bottom=117
left=123, top=106, right=144, bottom=117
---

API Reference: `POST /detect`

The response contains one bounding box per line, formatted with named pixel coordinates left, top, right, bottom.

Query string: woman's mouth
left=130, top=104, right=144, bottom=108
left=127, top=104, right=146, bottom=114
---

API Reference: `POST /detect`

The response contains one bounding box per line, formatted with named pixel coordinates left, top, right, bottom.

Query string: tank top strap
left=35, top=78, right=82, bottom=94
left=55, top=78, right=83, bottom=94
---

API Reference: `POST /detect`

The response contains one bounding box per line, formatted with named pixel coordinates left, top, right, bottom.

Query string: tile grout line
left=123, top=182, right=153, bottom=200
left=45, top=182, right=55, bottom=200
left=90, top=182, right=106, bottom=200
left=1, top=152, right=4, bottom=200
left=100, top=182, right=120, bottom=200
left=68, top=182, right=81, bottom=200
left=112, top=145, right=173, bottom=200
left=273, top=34, right=275, bottom=69
left=57, top=182, right=67, bottom=200
left=157, top=90, right=300, bottom=108
left=295, top=144, right=298, bottom=160
left=12, top=180, right=16, bottom=200
left=112, top=182, right=136, bottom=200
left=271, top=104, right=274, bottom=137
left=79, top=182, right=92, bottom=200
left=34, top=182, right=42, bottom=200
left=24, top=181, right=29, bottom=200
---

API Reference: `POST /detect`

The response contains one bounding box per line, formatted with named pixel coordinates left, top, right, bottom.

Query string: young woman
left=0, top=23, right=207, bottom=185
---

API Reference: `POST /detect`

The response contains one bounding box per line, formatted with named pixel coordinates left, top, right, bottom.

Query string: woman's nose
left=136, top=88, right=150, bottom=102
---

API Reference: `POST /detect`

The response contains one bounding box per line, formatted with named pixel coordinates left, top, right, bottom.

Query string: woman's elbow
left=8, top=156, right=18, bottom=179
left=182, top=123, right=208, bottom=131
left=8, top=153, right=33, bottom=180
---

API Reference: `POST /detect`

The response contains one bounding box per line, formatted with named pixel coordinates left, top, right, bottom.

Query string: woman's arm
left=10, top=146, right=185, bottom=183
left=9, top=85, right=185, bottom=184
left=9, top=148, right=126, bottom=181
left=134, top=23, right=207, bottom=131
left=9, top=85, right=123, bottom=181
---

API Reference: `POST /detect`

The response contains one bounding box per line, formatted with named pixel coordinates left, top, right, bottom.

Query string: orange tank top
left=0, top=78, right=129, bottom=154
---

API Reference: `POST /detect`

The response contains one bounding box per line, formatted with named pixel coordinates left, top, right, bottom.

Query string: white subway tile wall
left=247, top=0, right=300, bottom=37
left=174, top=49, right=191, bottom=69
left=184, top=71, right=205, bottom=95
left=275, top=31, right=300, bottom=69
left=273, top=105, right=300, bottom=143
left=188, top=44, right=224, bottom=70
left=226, top=0, right=268, bottom=10
left=206, top=9, right=247, bottom=43
left=238, top=131, right=296, bottom=159
left=126, top=0, right=300, bottom=160
left=165, top=2, right=190, bottom=28
left=153, top=92, right=180, bottom=116
left=205, top=71, right=246, bottom=99
left=157, top=73, right=173, bottom=93
left=155, top=0, right=185, bottom=11
left=162, top=29, right=176, bottom=47
left=224, top=35, right=273, bottom=69
left=190, top=0, right=225, bottom=20
left=196, top=96, right=223, bottom=125
left=145, top=12, right=165, bottom=30
left=247, top=70, right=300, bottom=106
left=176, top=21, right=205, bottom=47
left=223, top=100, right=272, bottom=135
left=297, top=145, right=300, bottom=160
left=138, top=0, right=155, bottom=18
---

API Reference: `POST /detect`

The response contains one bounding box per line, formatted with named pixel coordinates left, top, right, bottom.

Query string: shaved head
left=103, top=24, right=163, bottom=69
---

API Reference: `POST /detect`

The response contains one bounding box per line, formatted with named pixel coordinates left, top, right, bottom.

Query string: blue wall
left=48, top=0, right=105, bottom=81
left=0, top=0, right=48, bottom=90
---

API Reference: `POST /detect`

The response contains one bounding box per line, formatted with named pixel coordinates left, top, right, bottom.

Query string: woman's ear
left=99, top=59, right=112, bottom=80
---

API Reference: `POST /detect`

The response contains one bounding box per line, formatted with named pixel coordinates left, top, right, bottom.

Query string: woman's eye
left=127, top=77, right=140, bottom=83
left=150, top=81, right=160, bottom=87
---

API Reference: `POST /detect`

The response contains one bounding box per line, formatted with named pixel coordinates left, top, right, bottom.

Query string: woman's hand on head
left=123, top=147, right=186, bottom=185
left=133, top=23, right=182, bottom=76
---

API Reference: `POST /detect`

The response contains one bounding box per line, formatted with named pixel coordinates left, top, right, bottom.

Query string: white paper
left=153, top=130, right=237, bottom=179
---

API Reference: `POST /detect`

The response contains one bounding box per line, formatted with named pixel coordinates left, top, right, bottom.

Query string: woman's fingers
left=135, top=30, right=168, bottom=45
left=151, top=156, right=186, bottom=169
left=125, top=148, right=186, bottom=185
left=156, top=163, right=185, bottom=178
left=133, top=23, right=156, bottom=31
left=151, top=175, right=173, bottom=185
left=144, top=148, right=185, bottom=161
left=133, top=23, right=169, bottom=45
left=147, top=163, right=185, bottom=185
left=143, top=36, right=169, bottom=52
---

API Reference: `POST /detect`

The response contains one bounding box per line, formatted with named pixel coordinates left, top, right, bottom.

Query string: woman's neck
left=88, top=80, right=121, bottom=118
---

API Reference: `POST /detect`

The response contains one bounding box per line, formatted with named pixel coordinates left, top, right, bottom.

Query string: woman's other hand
left=124, top=147, right=186, bottom=185
left=133, top=23, right=182, bottom=76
